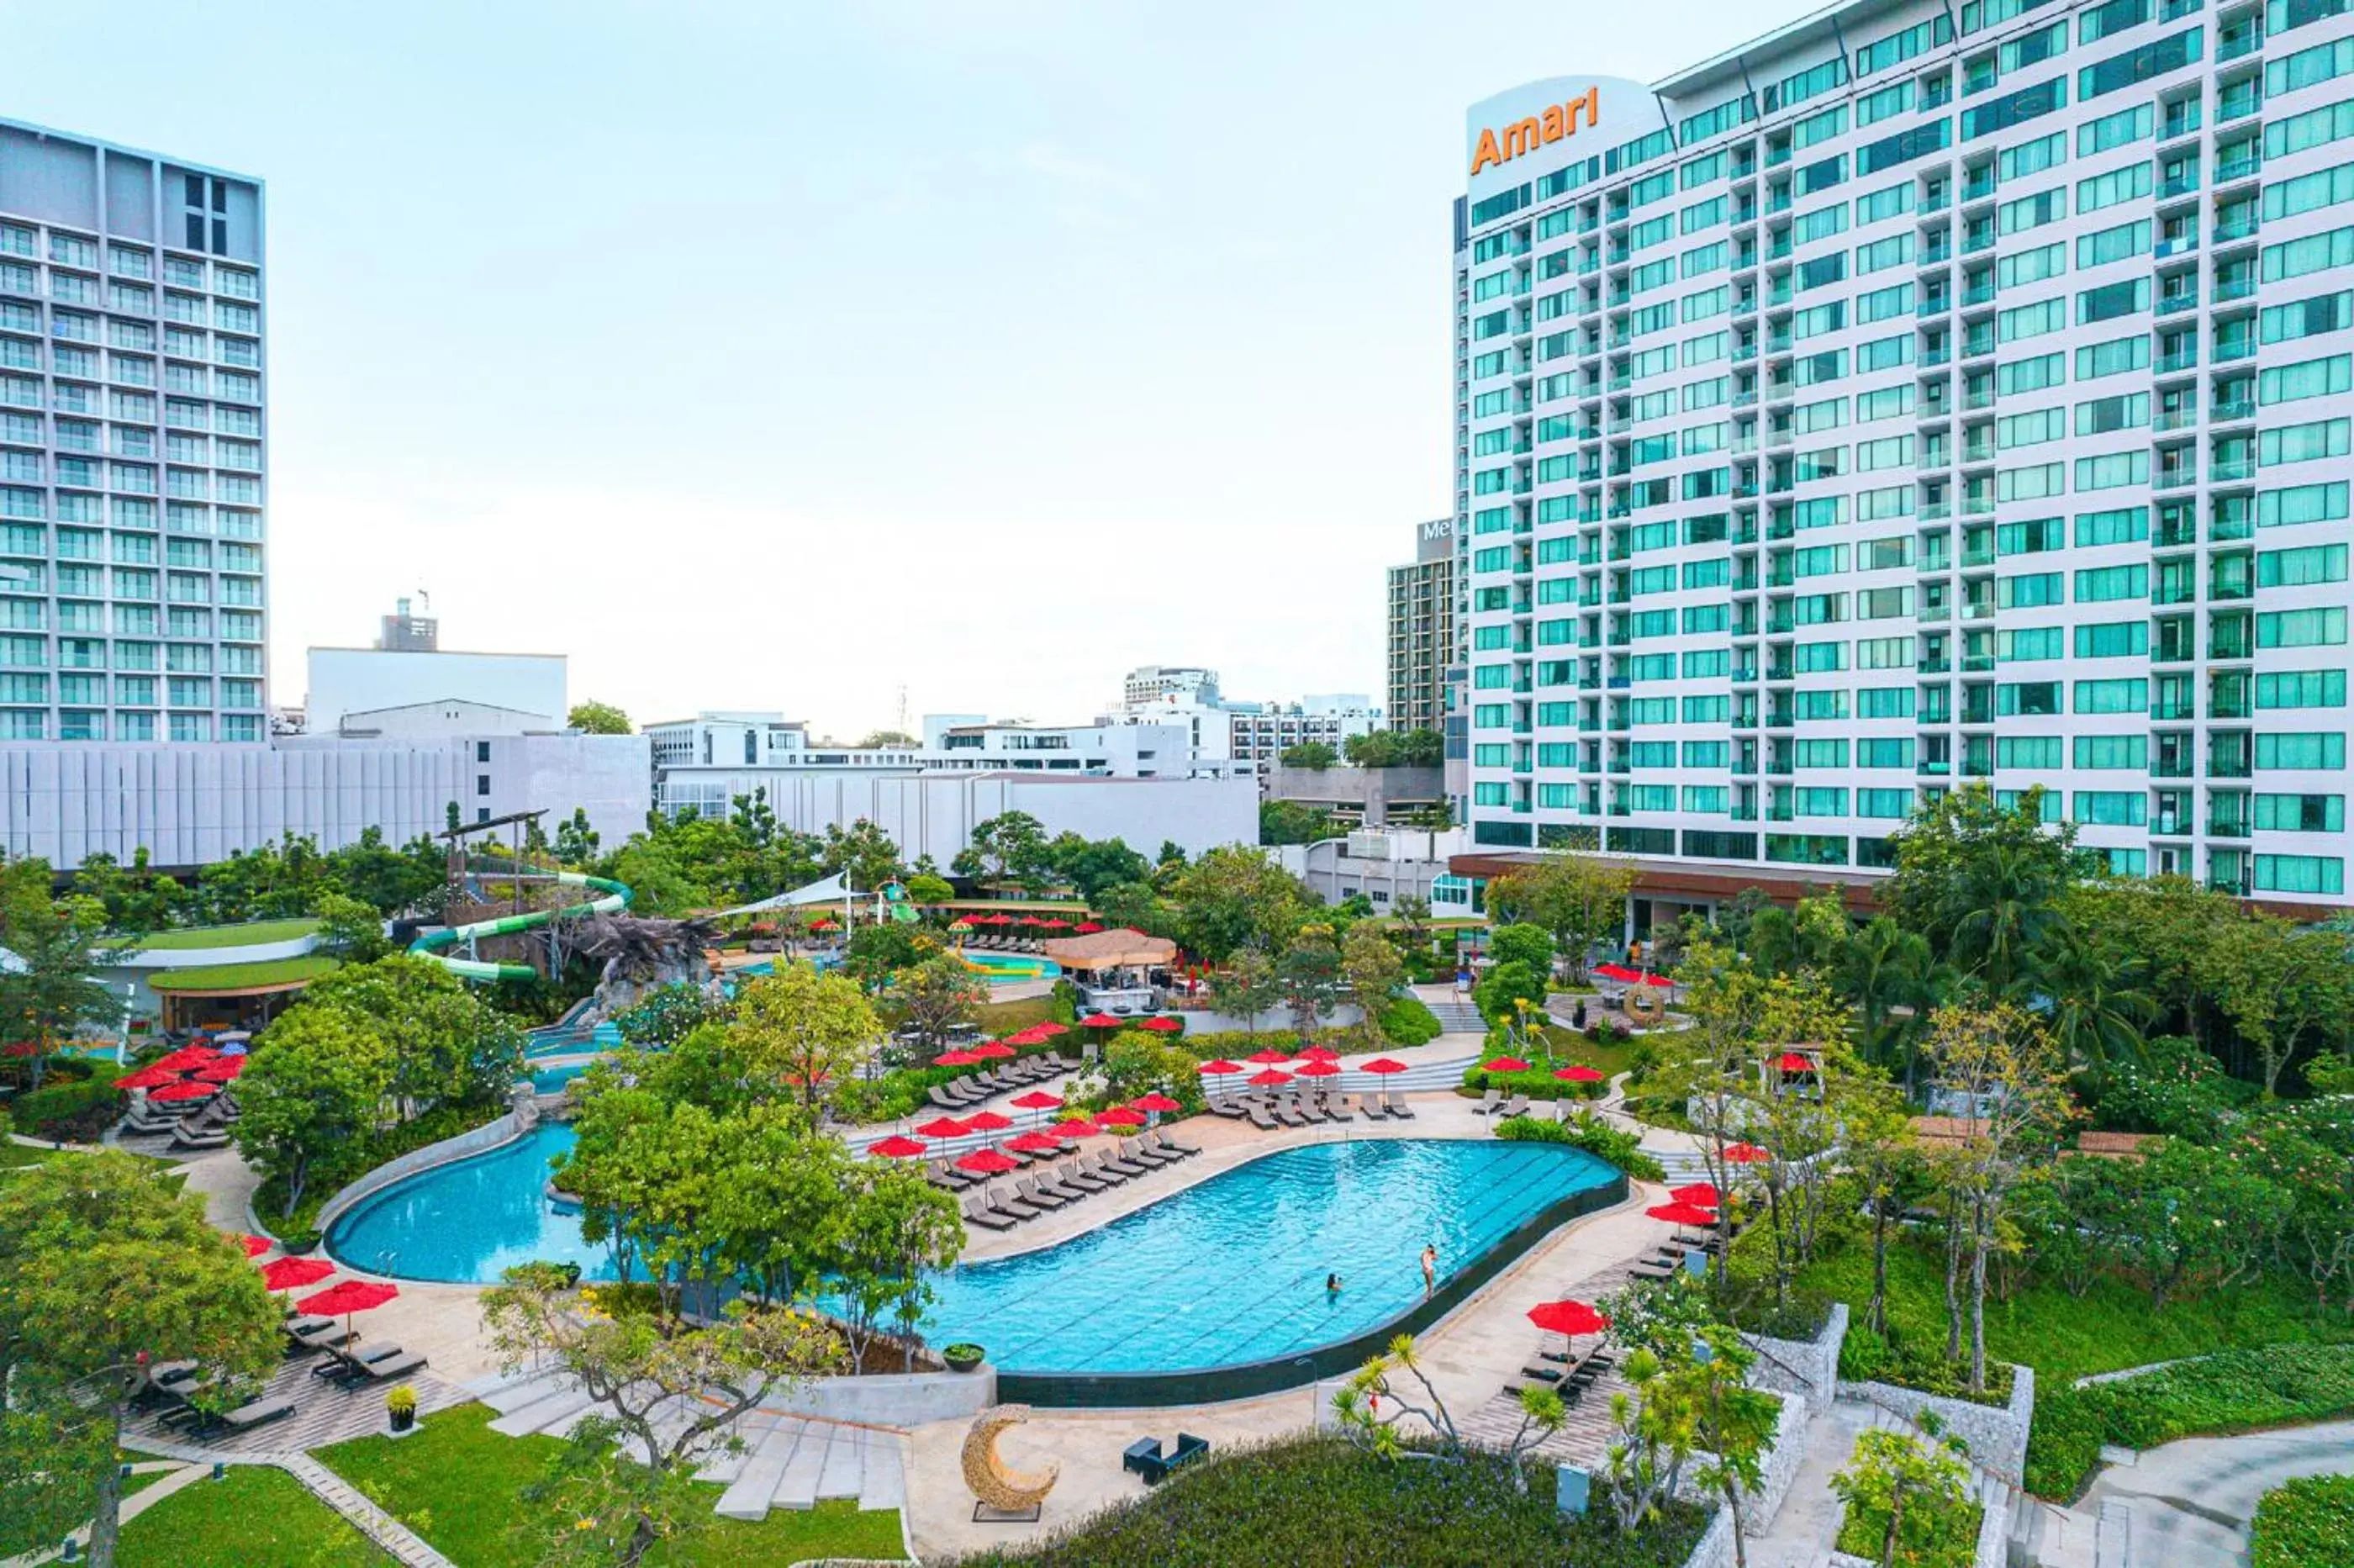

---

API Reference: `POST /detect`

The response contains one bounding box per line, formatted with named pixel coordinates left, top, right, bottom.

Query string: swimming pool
left=326, top=1131, right=1622, bottom=1401
left=327, top=1122, right=608, bottom=1283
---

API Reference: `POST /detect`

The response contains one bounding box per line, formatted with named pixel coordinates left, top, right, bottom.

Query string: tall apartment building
left=1388, top=517, right=1459, bottom=731
left=1457, top=0, right=2354, bottom=910
left=0, top=118, right=267, bottom=744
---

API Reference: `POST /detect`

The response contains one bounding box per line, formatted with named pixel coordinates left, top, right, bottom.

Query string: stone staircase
left=1422, top=996, right=1487, bottom=1036
left=468, top=1367, right=907, bottom=1518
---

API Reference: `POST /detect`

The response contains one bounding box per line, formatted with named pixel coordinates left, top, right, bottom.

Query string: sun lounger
left=989, top=1185, right=1044, bottom=1221
left=1057, top=1161, right=1111, bottom=1193
left=1079, top=1151, right=1129, bottom=1185
left=1272, top=1097, right=1310, bottom=1128
left=1247, top=1102, right=1280, bottom=1131
left=1471, top=1088, right=1502, bottom=1117
left=962, top=1195, right=1017, bottom=1231
left=1384, top=1091, right=1416, bottom=1119
left=1012, top=1175, right=1068, bottom=1210
left=1555, top=1098, right=1579, bottom=1123
left=1123, top=1432, right=1211, bottom=1485
left=1153, top=1127, right=1203, bottom=1156
left=356, top=1349, right=426, bottom=1382
left=1037, top=1166, right=1091, bottom=1201
left=1120, top=1137, right=1175, bottom=1169
left=1208, top=1095, right=1248, bottom=1118
left=1498, top=1094, right=1530, bottom=1120
left=1099, top=1147, right=1151, bottom=1179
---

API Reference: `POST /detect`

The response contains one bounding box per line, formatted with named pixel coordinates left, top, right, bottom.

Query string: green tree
left=1341, top=923, right=1406, bottom=1044
left=817, top=817, right=905, bottom=894
left=826, top=1161, right=965, bottom=1374
left=1169, top=847, right=1310, bottom=961
left=308, top=888, right=389, bottom=962
left=1486, top=922, right=1555, bottom=978
left=699, top=1105, right=851, bottom=1307
left=733, top=964, right=880, bottom=1112
left=70, top=847, right=187, bottom=936
left=555, top=807, right=602, bottom=866
left=953, top=811, right=1049, bottom=889
left=296, top=953, right=525, bottom=1117
left=1043, top=833, right=1151, bottom=900
left=567, top=700, right=633, bottom=734
left=842, top=921, right=925, bottom=992
left=1486, top=854, right=1639, bottom=983
left=234, top=1006, right=392, bottom=1216
left=1090, top=879, right=1168, bottom=935
left=1686, top=1327, right=1782, bottom=1568
left=1276, top=931, right=1344, bottom=1043
left=855, top=729, right=916, bottom=747
left=1834, top=915, right=1942, bottom=1090
left=1343, top=729, right=1444, bottom=768
left=1259, top=800, right=1341, bottom=846
left=482, top=1263, right=841, bottom=1568
left=1830, top=1425, right=1977, bottom=1568
left=1279, top=741, right=1338, bottom=769
left=902, top=872, right=956, bottom=907
left=0, top=1154, right=282, bottom=1568
left=1206, top=948, right=1282, bottom=1040
left=888, top=953, right=986, bottom=1061
left=1391, top=894, right=1433, bottom=957
left=1884, top=786, right=2079, bottom=994
left=1474, top=959, right=1547, bottom=1029
left=0, top=868, right=126, bottom=1088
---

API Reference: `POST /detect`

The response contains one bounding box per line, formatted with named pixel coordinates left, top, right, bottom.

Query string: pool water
left=530, top=1061, right=594, bottom=1095
left=920, top=1140, right=1613, bottom=1374
left=327, top=1122, right=609, bottom=1283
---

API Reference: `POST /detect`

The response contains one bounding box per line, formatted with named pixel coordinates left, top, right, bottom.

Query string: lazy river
left=325, top=1129, right=1618, bottom=1388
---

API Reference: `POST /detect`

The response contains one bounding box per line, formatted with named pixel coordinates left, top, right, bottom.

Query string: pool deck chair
left=1471, top=1088, right=1502, bottom=1117
left=962, top=1195, right=1016, bottom=1231
left=1497, top=1093, right=1530, bottom=1120
left=1383, top=1091, right=1416, bottom=1119
left=1247, top=1101, right=1280, bottom=1132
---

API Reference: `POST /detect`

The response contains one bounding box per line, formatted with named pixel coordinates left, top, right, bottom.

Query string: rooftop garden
left=145, top=954, right=342, bottom=993
left=124, top=916, right=323, bottom=951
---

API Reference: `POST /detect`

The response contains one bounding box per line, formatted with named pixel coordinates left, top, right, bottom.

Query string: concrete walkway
left=2051, top=1418, right=2354, bottom=1567
left=1739, top=1399, right=1876, bottom=1568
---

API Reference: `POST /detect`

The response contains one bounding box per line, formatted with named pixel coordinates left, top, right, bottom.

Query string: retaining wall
left=772, top=1365, right=997, bottom=1425
left=1745, top=1301, right=1848, bottom=1405
left=1676, top=1391, right=1812, bottom=1568
left=1837, top=1365, right=2037, bottom=1486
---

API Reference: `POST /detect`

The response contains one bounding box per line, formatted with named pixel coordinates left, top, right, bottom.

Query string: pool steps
left=468, top=1366, right=909, bottom=1518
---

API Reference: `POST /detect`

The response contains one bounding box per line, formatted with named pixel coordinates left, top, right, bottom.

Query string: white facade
left=305, top=646, right=567, bottom=735
left=0, top=117, right=269, bottom=746
left=1458, top=0, right=2354, bottom=908
left=0, top=731, right=651, bottom=868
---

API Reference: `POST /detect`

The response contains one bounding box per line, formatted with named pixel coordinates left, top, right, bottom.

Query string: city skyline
left=8, top=0, right=1800, bottom=739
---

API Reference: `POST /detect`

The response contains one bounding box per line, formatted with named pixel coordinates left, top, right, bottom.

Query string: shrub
left=1459, top=1063, right=1608, bottom=1102
left=2087, top=1034, right=2254, bottom=1139
left=2024, top=1346, right=2354, bottom=1499
left=1376, top=994, right=1443, bottom=1047
left=2251, top=1474, right=2354, bottom=1568
left=1494, top=1111, right=1666, bottom=1181
left=384, top=1384, right=418, bottom=1418
left=10, top=1077, right=119, bottom=1140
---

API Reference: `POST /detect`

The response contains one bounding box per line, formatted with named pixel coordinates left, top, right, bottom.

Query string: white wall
left=306, top=647, right=567, bottom=731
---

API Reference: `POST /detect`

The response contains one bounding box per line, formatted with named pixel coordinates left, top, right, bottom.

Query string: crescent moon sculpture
left=961, top=1402, right=1059, bottom=1517
left=1624, top=983, right=1666, bottom=1026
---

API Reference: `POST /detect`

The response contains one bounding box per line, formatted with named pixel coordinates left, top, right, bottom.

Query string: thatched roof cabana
left=1037, top=928, right=1177, bottom=972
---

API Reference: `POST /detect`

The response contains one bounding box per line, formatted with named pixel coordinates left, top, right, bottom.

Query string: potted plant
left=280, top=1228, right=321, bottom=1257
left=942, top=1343, right=984, bottom=1373
left=386, top=1384, right=418, bottom=1436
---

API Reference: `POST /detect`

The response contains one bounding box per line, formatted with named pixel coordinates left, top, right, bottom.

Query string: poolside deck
left=124, top=1353, right=470, bottom=1458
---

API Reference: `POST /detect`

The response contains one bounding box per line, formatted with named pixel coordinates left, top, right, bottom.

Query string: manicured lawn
left=319, top=1402, right=904, bottom=1566
left=2252, top=1473, right=2354, bottom=1568
left=147, top=955, right=341, bottom=995
left=115, top=1463, right=390, bottom=1567
left=975, top=993, right=1068, bottom=1034
left=130, top=918, right=324, bottom=951
left=2028, top=1346, right=2354, bottom=1499
left=944, top=1432, right=1706, bottom=1567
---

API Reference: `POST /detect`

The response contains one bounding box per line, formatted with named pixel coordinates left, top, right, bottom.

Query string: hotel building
left=1456, top=0, right=2354, bottom=908
left=1387, top=517, right=1459, bottom=734
left=0, top=117, right=267, bottom=745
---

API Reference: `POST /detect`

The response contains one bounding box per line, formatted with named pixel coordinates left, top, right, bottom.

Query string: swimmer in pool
left=1327, top=1272, right=1343, bottom=1295
left=1420, top=1243, right=1438, bottom=1298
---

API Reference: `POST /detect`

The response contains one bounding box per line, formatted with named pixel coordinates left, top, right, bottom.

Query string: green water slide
left=408, top=870, right=632, bottom=982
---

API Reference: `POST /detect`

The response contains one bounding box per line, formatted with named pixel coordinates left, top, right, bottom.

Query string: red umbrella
left=1482, top=1057, right=1532, bottom=1074
left=1048, top=1117, right=1101, bottom=1138
left=298, top=1280, right=398, bottom=1318
left=1526, top=1299, right=1612, bottom=1337
left=1648, top=1202, right=1719, bottom=1227
left=1670, top=1182, right=1724, bottom=1207
left=1360, top=1058, right=1410, bottom=1075
left=1005, top=1131, right=1064, bottom=1154
left=148, top=1081, right=216, bottom=1103
left=1248, top=1069, right=1294, bottom=1088
left=963, top=1110, right=1013, bottom=1132
left=868, top=1135, right=929, bottom=1159
left=1136, top=1016, right=1183, bottom=1033
left=1296, top=1060, right=1342, bottom=1079
left=956, top=1148, right=1019, bottom=1175
left=194, top=1058, right=246, bottom=1083
left=1035, top=918, right=1071, bottom=929
left=1095, top=1106, right=1148, bottom=1127
left=915, top=1116, right=969, bottom=1138
left=1300, top=1045, right=1340, bottom=1062
left=970, top=1042, right=1016, bottom=1060
left=0, top=1041, right=40, bottom=1058
left=1074, top=921, right=1105, bottom=933
left=1554, top=1064, right=1607, bottom=1084
left=1131, top=1092, right=1181, bottom=1113
left=1196, top=1059, right=1244, bottom=1075
left=1079, top=1013, right=1124, bottom=1029
left=1010, top=1090, right=1064, bottom=1111
left=1030, top=1021, right=1071, bottom=1037
left=238, top=1234, right=272, bottom=1259
left=1776, top=1052, right=1815, bottom=1073
left=260, top=1256, right=336, bottom=1291
left=1724, top=1143, right=1772, bottom=1164
left=152, top=1047, right=219, bottom=1072
left=1246, top=1048, right=1293, bottom=1065
left=115, top=1067, right=182, bottom=1090
left=933, top=1049, right=982, bottom=1067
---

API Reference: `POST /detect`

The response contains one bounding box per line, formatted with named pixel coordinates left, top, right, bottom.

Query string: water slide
left=409, top=870, right=632, bottom=982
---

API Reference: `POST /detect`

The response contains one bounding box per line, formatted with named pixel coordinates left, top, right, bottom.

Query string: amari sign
left=1464, top=77, right=1664, bottom=201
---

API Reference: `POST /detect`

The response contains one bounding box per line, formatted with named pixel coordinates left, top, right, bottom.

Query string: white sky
left=12, top=0, right=1813, bottom=737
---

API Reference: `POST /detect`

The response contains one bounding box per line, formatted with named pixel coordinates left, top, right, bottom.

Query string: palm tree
left=2028, top=923, right=2154, bottom=1088
left=1835, top=916, right=1944, bottom=1095
left=1951, top=841, right=2066, bottom=994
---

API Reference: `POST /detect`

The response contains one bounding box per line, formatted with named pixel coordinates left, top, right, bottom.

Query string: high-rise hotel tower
left=0, top=118, right=266, bottom=745
left=1456, top=0, right=2354, bottom=908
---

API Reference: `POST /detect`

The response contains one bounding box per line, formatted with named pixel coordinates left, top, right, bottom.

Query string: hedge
left=1377, top=994, right=1443, bottom=1048
left=2024, top=1345, right=2354, bottom=1499
left=2252, top=1474, right=2354, bottom=1568
left=1494, top=1111, right=1665, bottom=1182
left=1459, top=1063, right=1610, bottom=1102
left=11, top=1077, right=121, bottom=1140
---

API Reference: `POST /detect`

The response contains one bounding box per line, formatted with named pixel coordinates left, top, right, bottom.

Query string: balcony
left=2217, top=28, right=2262, bottom=62
left=2214, top=215, right=2261, bottom=243
left=2213, top=396, right=2256, bottom=421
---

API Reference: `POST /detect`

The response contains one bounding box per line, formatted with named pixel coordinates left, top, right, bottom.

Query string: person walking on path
left=1420, top=1243, right=1438, bottom=1299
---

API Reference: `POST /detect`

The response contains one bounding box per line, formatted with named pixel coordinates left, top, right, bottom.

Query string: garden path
left=2044, top=1418, right=2354, bottom=1567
